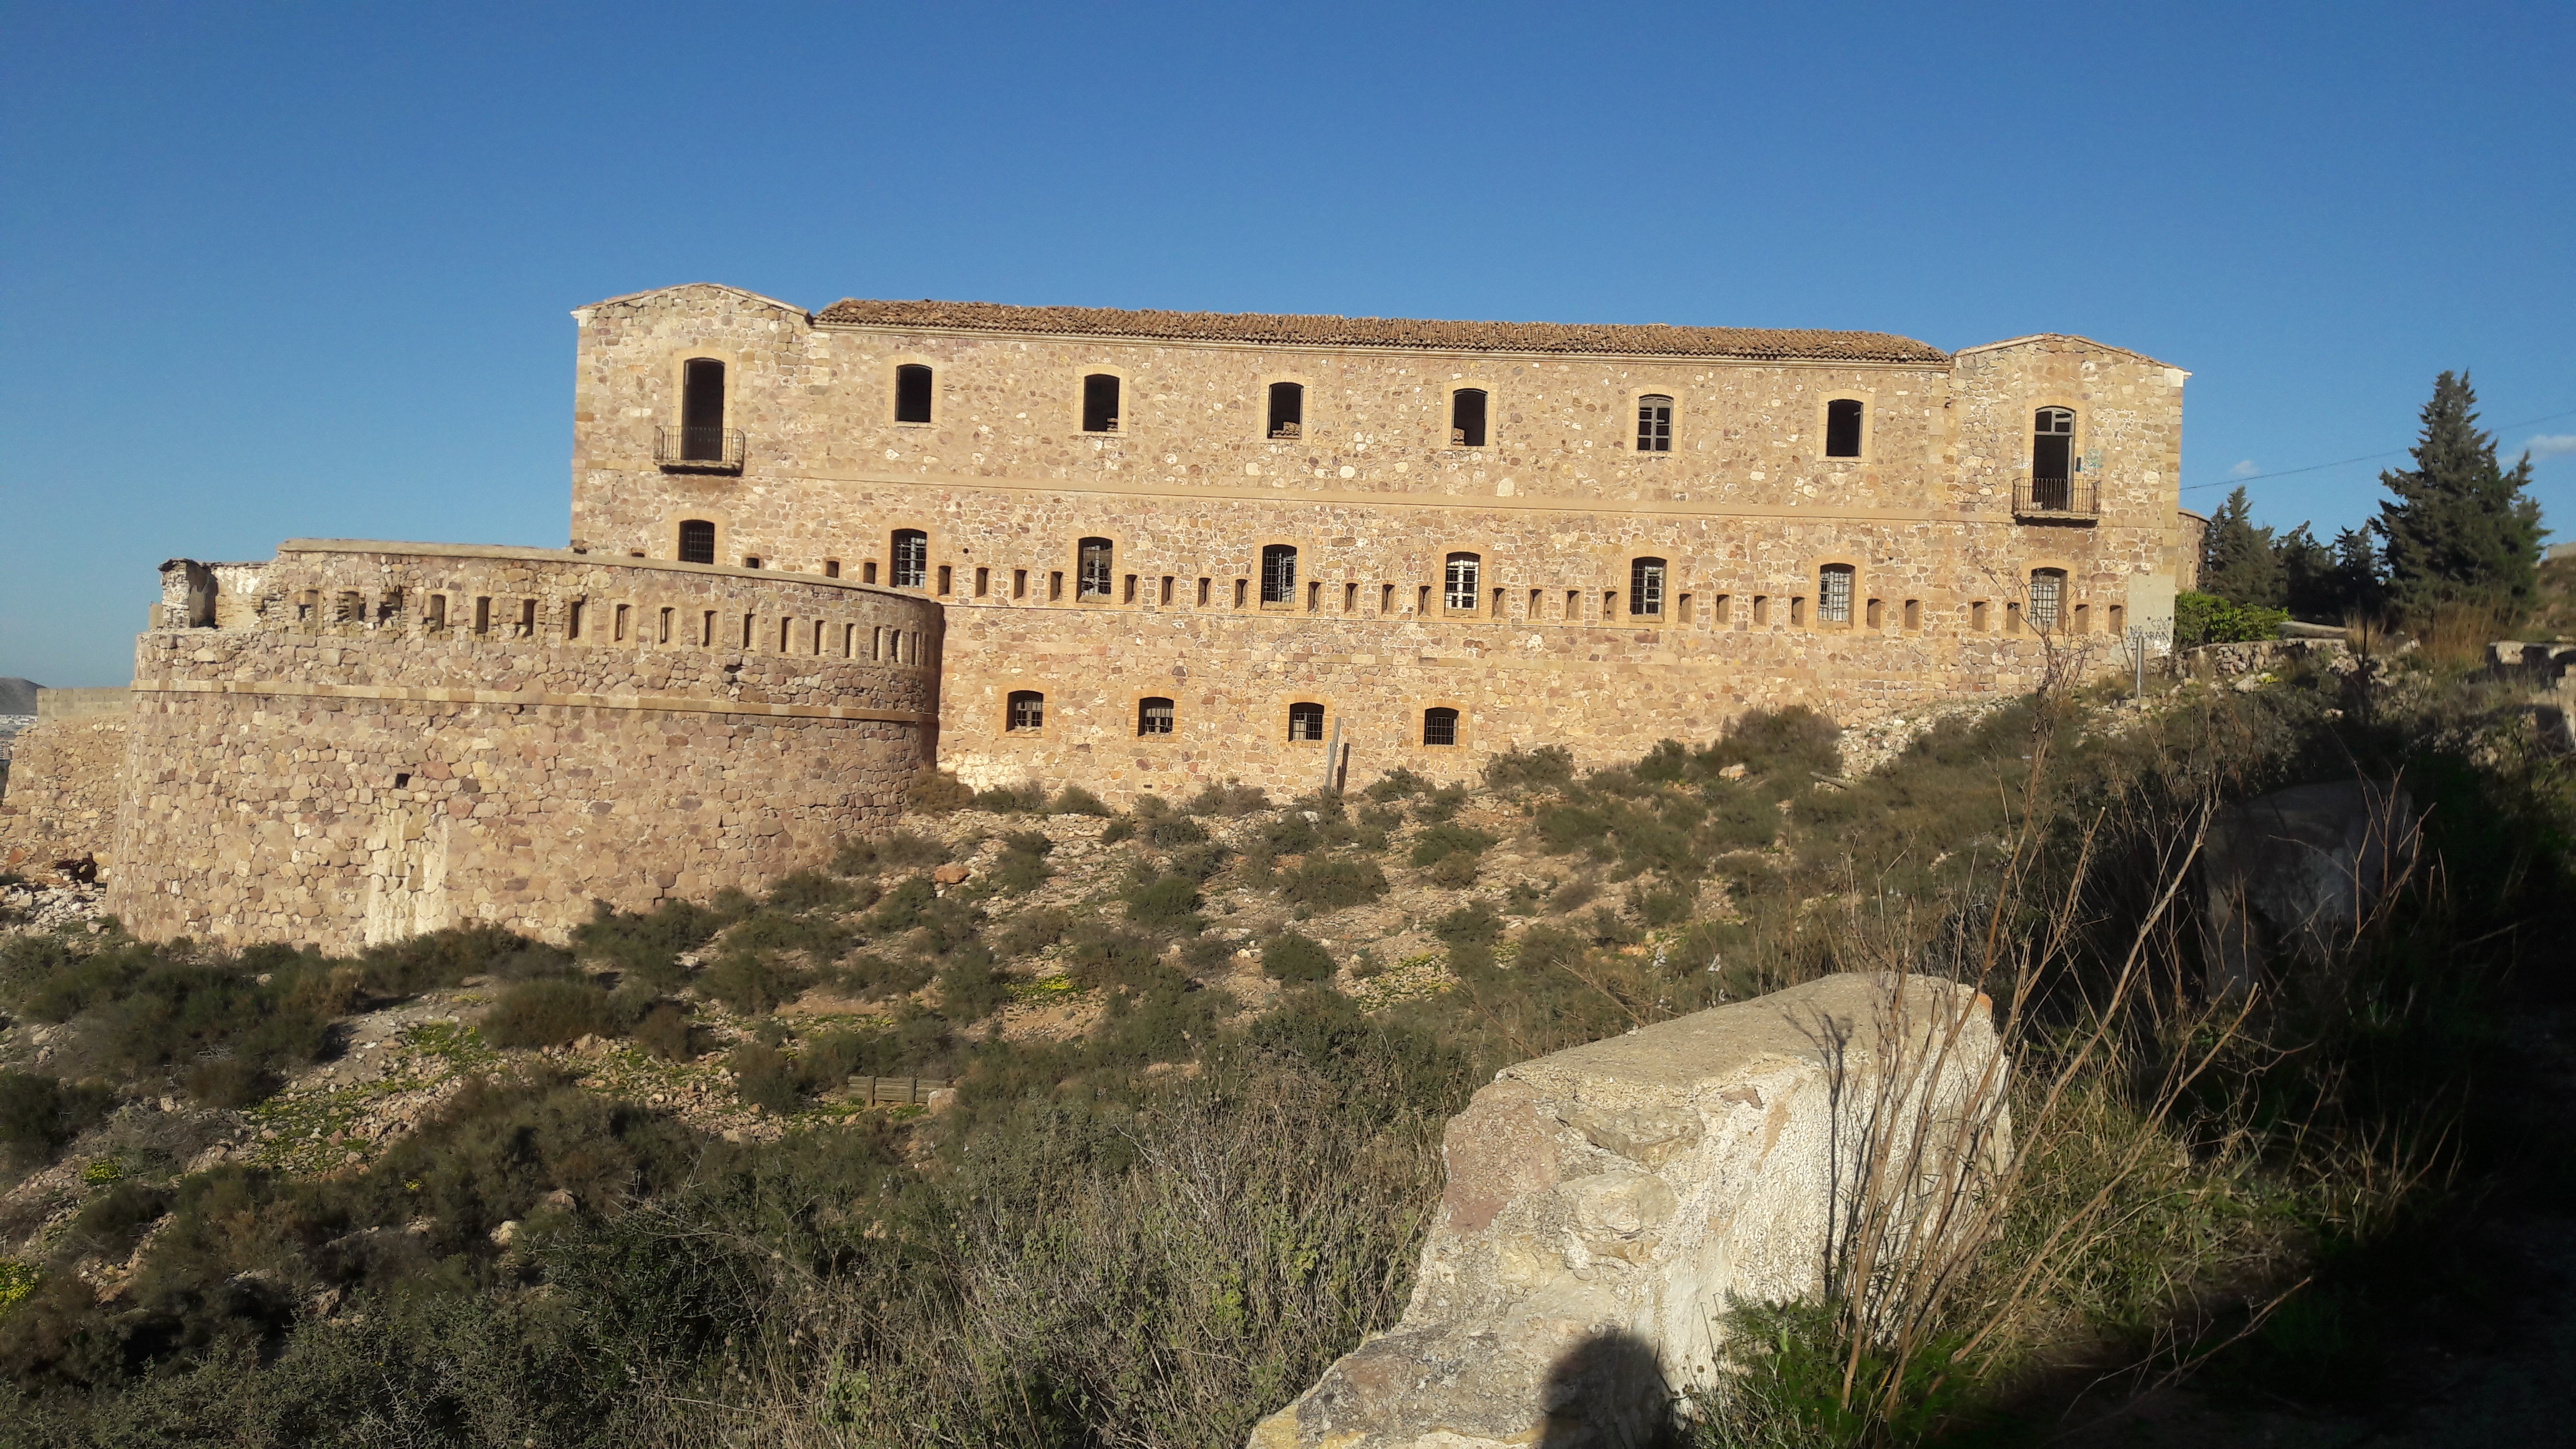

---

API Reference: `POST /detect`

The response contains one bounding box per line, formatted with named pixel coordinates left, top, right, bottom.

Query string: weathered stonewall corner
left=1249, top=973, right=2009, bottom=1449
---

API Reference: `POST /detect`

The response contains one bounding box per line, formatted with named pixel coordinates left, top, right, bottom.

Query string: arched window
left=677, top=519, right=716, bottom=565
left=1082, top=373, right=1121, bottom=433
left=1636, top=395, right=1674, bottom=452
left=1138, top=697, right=1175, bottom=736
left=891, top=529, right=929, bottom=589
left=1078, top=537, right=1114, bottom=600
left=1444, top=552, right=1480, bottom=610
left=1630, top=557, right=1667, bottom=617
left=1450, top=388, right=1488, bottom=447
left=2029, top=568, right=2066, bottom=631
left=1288, top=701, right=1325, bottom=741
left=1261, top=544, right=1297, bottom=604
left=681, top=358, right=726, bottom=460
left=1422, top=706, right=1460, bottom=747
left=1825, top=399, right=1863, bottom=458
left=894, top=364, right=933, bottom=423
left=1007, top=690, right=1045, bottom=732
left=1267, top=381, right=1304, bottom=439
left=2031, top=408, right=2076, bottom=510
left=1818, top=564, right=1856, bottom=624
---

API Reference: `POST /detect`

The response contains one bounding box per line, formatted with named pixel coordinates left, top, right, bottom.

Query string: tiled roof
left=813, top=298, right=1948, bottom=364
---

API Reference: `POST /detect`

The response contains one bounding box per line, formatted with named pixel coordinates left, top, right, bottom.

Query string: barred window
left=1261, top=544, right=1297, bottom=604
left=1444, top=552, right=1480, bottom=610
left=1422, top=707, right=1460, bottom=747
left=1818, top=565, right=1855, bottom=624
left=1138, top=697, right=1174, bottom=736
left=1630, top=557, right=1667, bottom=617
left=2029, top=568, right=2066, bottom=630
left=891, top=530, right=928, bottom=589
left=1288, top=701, right=1325, bottom=741
left=1636, top=395, right=1674, bottom=452
left=1007, top=690, right=1045, bottom=732
left=1078, top=537, right=1114, bottom=600
left=678, top=519, right=716, bottom=565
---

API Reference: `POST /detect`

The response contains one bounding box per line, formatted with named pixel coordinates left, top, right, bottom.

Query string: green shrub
left=1425, top=852, right=1481, bottom=887
left=2176, top=588, right=2290, bottom=646
left=1181, top=935, right=1239, bottom=973
left=829, top=952, right=936, bottom=999
left=697, top=949, right=816, bottom=1015
left=357, top=925, right=570, bottom=995
left=1409, top=822, right=1494, bottom=869
left=633, top=1003, right=701, bottom=1061
left=992, top=830, right=1056, bottom=896
left=69, top=1181, right=170, bottom=1260
left=1049, top=785, right=1113, bottom=817
left=1146, top=816, right=1209, bottom=847
left=1485, top=744, right=1576, bottom=793
left=0, top=1071, right=115, bottom=1168
left=1413, top=783, right=1472, bottom=824
left=833, top=831, right=950, bottom=876
left=1363, top=768, right=1429, bottom=801
left=1100, top=817, right=1137, bottom=844
left=862, top=876, right=985, bottom=954
left=1628, top=882, right=1694, bottom=927
left=1184, top=781, right=1271, bottom=817
left=1704, top=705, right=1842, bottom=781
left=482, top=978, right=615, bottom=1048
left=727, top=1042, right=799, bottom=1114
left=1262, top=932, right=1337, bottom=983
left=571, top=896, right=743, bottom=987
left=937, top=949, right=1012, bottom=1020
left=1064, top=926, right=1171, bottom=993
left=1535, top=803, right=1612, bottom=856
left=1513, top=923, right=1589, bottom=972
left=1431, top=900, right=1503, bottom=950
left=993, top=906, right=1072, bottom=959
left=764, top=869, right=868, bottom=914
left=1278, top=857, right=1390, bottom=911
left=1125, top=875, right=1205, bottom=932
left=906, top=768, right=975, bottom=813
left=1579, top=906, right=1642, bottom=948
left=1505, top=881, right=1546, bottom=915
left=974, top=781, right=1048, bottom=814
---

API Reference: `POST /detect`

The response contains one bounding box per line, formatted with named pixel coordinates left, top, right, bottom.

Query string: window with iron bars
left=1818, top=565, right=1855, bottom=624
left=1261, top=544, right=1297, bottom=604
left=2029, top=569, right=2065, bottom=630
left=1444, top=552, right=1480, bottom=610
left=1138, top=697, right=1174, bottom=736
left=1078, top=537, right=1114, bottom=600
left=890, top=530, right=928, bottom=589
left=1630, top=557, right=1667, bottom=617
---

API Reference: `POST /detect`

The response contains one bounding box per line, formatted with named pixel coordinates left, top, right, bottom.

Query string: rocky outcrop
left=1249, top=973, right=2007, bottom=1449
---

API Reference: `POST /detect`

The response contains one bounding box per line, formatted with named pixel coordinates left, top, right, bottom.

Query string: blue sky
left=3, top=1, right=2570, bottom=686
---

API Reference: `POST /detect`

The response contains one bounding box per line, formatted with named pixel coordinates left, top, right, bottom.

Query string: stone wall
left=0, top=695, right=131, bottom=872
left=564, top=284, right=2188, bottom=801
left=105, top=543, right=942, bottom=953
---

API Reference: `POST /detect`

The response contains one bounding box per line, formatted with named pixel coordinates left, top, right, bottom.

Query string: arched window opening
left=1818, top=565, right=1856, bottom=625
left=1450, top=388, right=1488, bottom=447
left=1288, top=701, right=1325, bottom=741
left=1261, top=544, right=1298, bottom=604
left=1078, top=537, right=1115, bottom=600
left=1138, top=697, right=1175, bottom=736
left=1636, top=395, right=1674, bottom=452
left=678, top=519, right=716, bottom=565
left=1825, top=399, right=1864, bottom=458
left=1082, top=373, right=1121, bottom=433
left=1630, top=557, right=1667, bottom=618
left=1422, top=707, right=1460, bottom=748
left=891, top=529, right=929, bottom=589
left=894, top=364, right=934, bottom=424
left=2029, top=568, right=2067, bottom=631
left=1444, top=552, right=1480, bottom=610
left=681, top=358, right=726, bottom=460
left=2031, top=408, right=2076, bottom=510
left=1007, top=690, right=1045, bottom=732
left=1267, top=381, right=1304, bottom=439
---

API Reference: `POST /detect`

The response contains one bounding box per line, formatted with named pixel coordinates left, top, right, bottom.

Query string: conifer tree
left=2199, top=485, right=2283, bottom=606
left=2374, top=371, right=2542, bottom=613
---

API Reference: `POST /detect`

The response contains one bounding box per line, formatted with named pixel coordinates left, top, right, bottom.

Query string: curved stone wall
left=107, top=542, right=942, bottom=952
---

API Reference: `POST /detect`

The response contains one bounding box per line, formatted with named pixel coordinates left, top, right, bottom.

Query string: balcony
left=2012, top=477, right=2098, bottom=522
left=656, top=427, right=744, bottom=473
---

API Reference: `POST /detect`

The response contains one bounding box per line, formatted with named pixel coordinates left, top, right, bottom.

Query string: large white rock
left=1249, top=972, right=2006, bottom=1449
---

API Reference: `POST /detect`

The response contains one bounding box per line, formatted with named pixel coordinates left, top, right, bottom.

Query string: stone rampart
left=105, top=542, right=942, bottom=952
left=0, top=694, right=132, bottom=872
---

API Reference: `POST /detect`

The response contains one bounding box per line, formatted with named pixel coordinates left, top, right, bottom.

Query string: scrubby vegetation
left=2, top=613, right=2572, bottom=1445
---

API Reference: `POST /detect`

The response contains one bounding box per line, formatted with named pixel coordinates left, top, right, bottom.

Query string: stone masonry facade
left=105, top=543, right=941, bottom=952
left=0, top=692, right=132, bottom=874
left=568, top=285, right=2188, bottom=801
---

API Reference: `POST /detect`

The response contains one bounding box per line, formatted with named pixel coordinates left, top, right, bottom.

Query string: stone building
left=6, top=283, right=2192, bottom=949
left=569, top=284, right=2188, bottom=799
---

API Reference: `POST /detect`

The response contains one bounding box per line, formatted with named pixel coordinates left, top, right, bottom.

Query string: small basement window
left=1825, top=399, right=1864, bottom=458
left=1267, top=381, right=1304, bottom=439
left=1138, top=696, right=1175, bottom=736
left=1422, top=706, right=1460, bottom=747
left=1636, top=395, right=1674, bottom=452
left=894, top=364, right=934, bottom=424
left=1082, top=373, right=1121, bottom=434
left=1007, top=690, right=1045, bottom=732
left=1288, top=701, right=1325, bottom=741
left=1450, top=388, right=1488, bottom=447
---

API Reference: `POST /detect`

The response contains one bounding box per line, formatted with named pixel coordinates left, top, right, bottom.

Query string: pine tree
left=2326, top=526, right=2386, bottom=617
left=2199, top=485, right=2283, bottom=607
left=2374, top=371, right=2543, bottom=613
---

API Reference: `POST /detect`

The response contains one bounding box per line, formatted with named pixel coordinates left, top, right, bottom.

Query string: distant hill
left=0, top=678, right=39, bottom=714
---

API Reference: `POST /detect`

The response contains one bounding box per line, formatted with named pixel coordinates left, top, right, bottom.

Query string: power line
left=2181, top=404, right=2576, bottom=494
